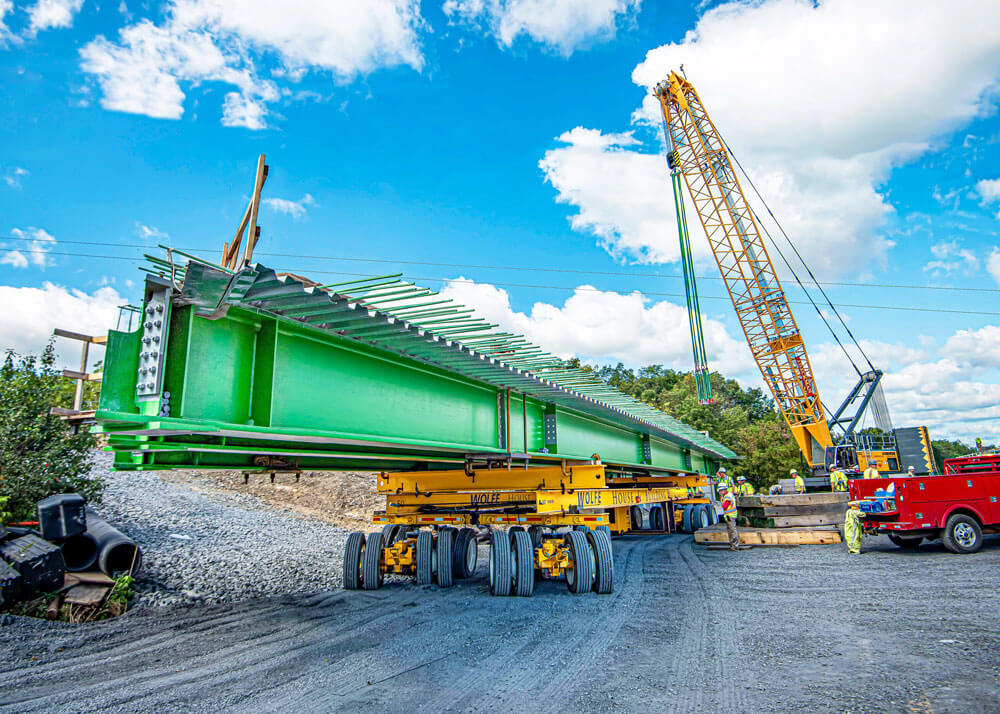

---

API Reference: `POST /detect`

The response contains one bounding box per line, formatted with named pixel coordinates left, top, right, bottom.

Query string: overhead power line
left=1, top=235, right=999, bottom=295
left=2, top=248, right=998, bottom=316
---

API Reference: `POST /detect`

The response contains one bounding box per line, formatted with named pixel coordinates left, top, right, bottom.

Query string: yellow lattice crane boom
left=655, top=71, right=833, bottom=467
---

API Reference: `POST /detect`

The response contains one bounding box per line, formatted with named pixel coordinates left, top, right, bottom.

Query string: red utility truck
left=849, top=453, right=1000, bottom=554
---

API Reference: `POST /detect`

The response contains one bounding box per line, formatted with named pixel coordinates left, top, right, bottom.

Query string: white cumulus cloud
left=2, top=166, right=27, bottom=188
left=438, top=277, right=755, bottom=376
left=444, top=0, right=639, bottom=54
left=0, top=282, right=123, bottom=368
left=544, top=0, right=1000, bottom=278
left=80, top=1, right=425, bottom=127
left=987, top=247, right=1000, bottom=287
left=27, top=0, right=84, bottom=35
left=263, top=193, right=315, bottom=218
left=2, top=227, right=56, bottom=268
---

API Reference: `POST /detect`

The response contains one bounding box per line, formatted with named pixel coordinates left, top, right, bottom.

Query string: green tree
left=587, top=362, right=797, bottom=487
left=931, top=438, right=984, bottom=468
left=0, top=344, right=101, bottom=522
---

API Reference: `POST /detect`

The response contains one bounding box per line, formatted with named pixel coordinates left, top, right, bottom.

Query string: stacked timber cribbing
left=694, top=525, right=841, bottom=546
left=694, top=492, right=848, bottom=546
left=738, top=492, right=849, bottom=529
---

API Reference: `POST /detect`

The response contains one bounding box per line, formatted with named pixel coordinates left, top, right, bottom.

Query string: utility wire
left=718, top=135, right=877, bottom=372
left=2, top=234, right=998, bottom=295
left=3, top=248, right=999, bottom=317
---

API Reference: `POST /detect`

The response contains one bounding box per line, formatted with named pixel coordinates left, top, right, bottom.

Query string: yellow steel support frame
left=372, top=464, right=705, bottom=530
left=656, top=73, right=833, bottom=466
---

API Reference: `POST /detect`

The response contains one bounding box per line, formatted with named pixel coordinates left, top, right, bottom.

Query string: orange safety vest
left=720, top=491, right=738, bottom=519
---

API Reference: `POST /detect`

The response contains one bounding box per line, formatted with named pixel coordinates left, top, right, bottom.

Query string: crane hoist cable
left=717, top=133, right=877, bottom=374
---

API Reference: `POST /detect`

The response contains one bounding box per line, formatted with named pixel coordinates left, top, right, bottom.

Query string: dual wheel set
left=488, top=525, right=613, bottom=597
left=343, top=523, right=614, bottom=597
left=343, top=524, right=478, bottom=591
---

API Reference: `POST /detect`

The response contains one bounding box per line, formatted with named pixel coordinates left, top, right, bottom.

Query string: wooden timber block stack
left=694, top=524, right=842, bottom=546
left=737, top=492, right=849, bottom=529
left=693, top=492, right=848, bottom=547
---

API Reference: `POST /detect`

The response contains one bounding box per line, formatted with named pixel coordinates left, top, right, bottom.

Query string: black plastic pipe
left=84, top=508, right=143, bottom=576
left=60, top=532, right=99, bottom=572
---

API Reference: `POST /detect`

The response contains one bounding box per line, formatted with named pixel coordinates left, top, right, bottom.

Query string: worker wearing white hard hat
left=735, top=475, right=755, bottom=496
left=716, top=480, right=740, bottom=550
left=791, top=468, right=806, bottom=494
left=907, top=465, right=916, bottom=476
left=715, top=466, right=732, bottom=493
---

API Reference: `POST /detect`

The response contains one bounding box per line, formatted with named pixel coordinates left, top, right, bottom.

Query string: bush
left=0, top=344, right=101, bottom=522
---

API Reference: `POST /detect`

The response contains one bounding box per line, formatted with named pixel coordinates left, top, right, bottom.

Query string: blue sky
left=2, top=0, right=1000, bottom=443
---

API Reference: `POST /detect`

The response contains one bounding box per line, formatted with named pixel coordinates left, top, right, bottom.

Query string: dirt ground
left=3, top=531, right=999, bottom=713
left=160, top=469, right=379, bottom=531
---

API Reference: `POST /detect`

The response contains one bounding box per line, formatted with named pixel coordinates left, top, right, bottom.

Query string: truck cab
left=849, top=453, right=1000, bottom=553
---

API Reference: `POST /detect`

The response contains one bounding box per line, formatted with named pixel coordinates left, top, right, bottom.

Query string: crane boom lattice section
left=656, top=73, right=832, bottom=459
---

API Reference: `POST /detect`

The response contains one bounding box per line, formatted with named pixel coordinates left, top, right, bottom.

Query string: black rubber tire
left=380, top=524, right=400, bottom=547
left=416, top=530, right=434, bottom=585
left=888, top=534, right=923, bottom=549
left=941, top=514, right=983, bottom=554
left=452, top=527, right=478, bottom=579
left=565, top=530, right=595, bottom=594
left=649, top=505, right=665, bottom=532
left=707, top=504, right=719, bottom=525
left=693, top=505, right=710, bottom=532
left=436, top=527, right=454, bottom=587
left=489, top=529, right=512, bottom=596
left=342, top=531, right=365, bottom=590
left=511, top=529, right=535, bottom=597
left=528, top=525, right=545, bottom=548
left=596, top=525, right=612, bottom=541
left=586, top=529, right=613, bottom=595
left=362, top=532, right=383, bottom=590
left=630, top=505, right=644, bottom=531
left=681, top=504, right=694, bottom=533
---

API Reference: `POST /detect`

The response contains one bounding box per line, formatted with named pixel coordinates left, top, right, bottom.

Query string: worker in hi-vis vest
left=791, top=468, right=806, bottom=494
left=844, top=501, right=864, bottom=554
left=863, top=464, right=879, bottom=479
left=829, top=469, right=848, bottom=492
left=715, top=466, right=732, bottom=492
left=735, top=475, right=755, bottom=496
left=717, top=481, right=740, bottom=551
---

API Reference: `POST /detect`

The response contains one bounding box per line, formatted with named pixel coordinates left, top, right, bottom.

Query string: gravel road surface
left=3, top=531, right=999, bottom=713
left=83, top=454, right=352, bottom=608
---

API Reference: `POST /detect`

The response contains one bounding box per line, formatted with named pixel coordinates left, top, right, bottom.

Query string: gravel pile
left=89, top=452, right=353, bottom=608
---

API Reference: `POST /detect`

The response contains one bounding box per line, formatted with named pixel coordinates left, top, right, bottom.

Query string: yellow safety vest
left=863, top=467, right=878, bottom=479
left=736, top=482, right=755, bottom=496
left=794, top=475, right=806, bottom=493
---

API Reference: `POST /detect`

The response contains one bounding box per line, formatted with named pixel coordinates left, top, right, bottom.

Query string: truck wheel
left=362, top=532, right=384, bottom=590
left=343, top=532, right=365, bottom=590
left=380, top=524, right=400, bottom=547
left=888, top=534, right=923, bottom=549
left=416, top=530, right=434, bottom=585
left=681, top=505, right=694, bottom=533
left=511, top=529, right=534, bottom=597
left=452, top=527, right=478, bottom=579
left=436, top=528, right=454, bottom=588
left=941, top=514, right=983, bottom=554
left=565, top=530, right=595, bottom=594
left=489, top=530, right=512, bottom=596
left=587, top=529, right=614, bottom=595
left=694, top=505, right=710, bottom=531
left=596, top=525, right=612, bottom=541
left=630, top=505, right=644, bottom=531
left=706, top=504, right=718, bottom=526
left=528, top=525, right=545, bottom=548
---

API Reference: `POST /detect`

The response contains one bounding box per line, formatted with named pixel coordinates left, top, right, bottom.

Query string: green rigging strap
left=670, top=164, right=713, bottom=404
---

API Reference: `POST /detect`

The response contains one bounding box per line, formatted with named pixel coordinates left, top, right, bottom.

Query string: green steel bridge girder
left=97, top=297, right=723, bottom=475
